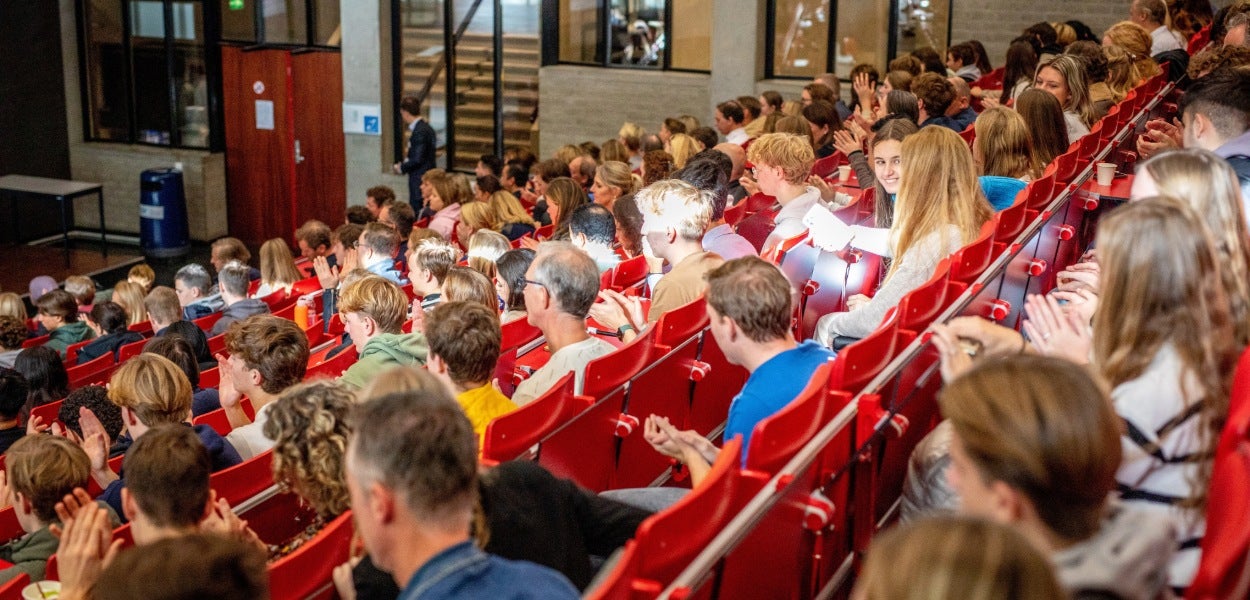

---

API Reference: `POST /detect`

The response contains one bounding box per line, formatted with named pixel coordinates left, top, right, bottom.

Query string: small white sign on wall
left=343, top=103, right=382, bottom=136
left=255, top=100, right=275, bottom=130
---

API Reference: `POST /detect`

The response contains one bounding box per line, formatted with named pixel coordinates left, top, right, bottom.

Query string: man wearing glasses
left=510, top=243, right=615, bottom=406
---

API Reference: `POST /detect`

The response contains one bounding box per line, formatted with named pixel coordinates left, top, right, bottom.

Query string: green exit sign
left=229, top=0, right=244, bottom=10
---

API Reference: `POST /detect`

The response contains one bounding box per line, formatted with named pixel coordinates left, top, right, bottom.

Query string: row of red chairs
left=584, top=69, right=1181, bottom=599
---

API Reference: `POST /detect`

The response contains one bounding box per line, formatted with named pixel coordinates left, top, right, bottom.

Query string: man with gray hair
left=510, top=242, right=616, bottom=406
left=1130, top=0, right=1184, bottom=54
left=174, top=263, right=223, bottom=321
left=591, top=180, right=724, bottom=343
left=345, top=377, right=578, bottom=597
left=209, top=262, right=271, bottom=337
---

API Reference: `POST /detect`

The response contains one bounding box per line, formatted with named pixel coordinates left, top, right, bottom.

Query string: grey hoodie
left=209, top=298, right=271, bottom=337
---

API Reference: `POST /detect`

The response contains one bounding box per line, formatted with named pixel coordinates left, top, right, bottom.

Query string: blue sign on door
left=363, top=116, right=380, bottom=134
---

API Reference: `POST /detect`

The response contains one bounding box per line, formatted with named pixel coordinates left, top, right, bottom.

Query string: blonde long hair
left=892, top=127, right=993, bottom=279
left=112, top=281, right=148, bottom=326
left=487, top=191, right=537, bottom=228
left=854, top=516, right=1066, bottom=600
left=1093, top=197, right=1237, bottom=511
left=1103, top=22, right=1162, bottom=100
left=973, top=107, right=1040, bottom=180
left=1036, top=55, right=1096, bottom=128
left=1138, top=149, right=1250, bottom=345
left=668, top=134, right=700, bottom=169
left=259, top=238, right=302, bottom=293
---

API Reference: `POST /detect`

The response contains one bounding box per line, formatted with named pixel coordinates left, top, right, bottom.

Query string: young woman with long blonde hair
left=973, top=107, right=1039, bottom=209
left=487, top=191, right=537, bottom=241
left=816, top=126, right=993, bottom=344
left=255, top=238, right=302, bottom=297
left=1103, top=22, right=1162, bottom=100
left=1033, top=55, right=1096, bottom=141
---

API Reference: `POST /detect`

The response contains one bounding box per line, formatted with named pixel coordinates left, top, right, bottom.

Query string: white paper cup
left=837, top=165, right=852, bottom=182
left=22, top=581, right=60, bottom=600
left=1096, top=162, right=1116, bottom=187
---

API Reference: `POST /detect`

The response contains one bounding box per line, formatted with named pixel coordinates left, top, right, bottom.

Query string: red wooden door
left=221, top=46, right=344, bottom=249
left=291, top=50, right=345, bottom=235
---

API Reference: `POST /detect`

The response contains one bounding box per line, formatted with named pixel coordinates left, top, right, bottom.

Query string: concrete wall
left=58, top=0, right=228, bottom=242
left=537, top=66, right=711, bottom=157
left=342, top=0, right=408, bottom=206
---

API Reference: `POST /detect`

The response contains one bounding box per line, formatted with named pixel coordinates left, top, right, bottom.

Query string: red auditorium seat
left=581, top=326, right=656, bottom=399
left=200, top=365, right=220, bottom=389
left=608, top=254, right=648, bottom=292
left=210, top=450, right=275, bottom=506
left=745, top=363, right=849, bottom=475
left=500, top=316, right=541, bottom=352
left=268, top=511, right=354, bottom=600
left=193, top=407, right=232, bottom=436
left=304, top=346, right=358, bottom=380
left=654, top=295, right=708, bottom=348
left=67, top=353, right=115, bottom=388
left=21, top=334, right=49, bottom=350
left=744, top=192, right=776, bottom=214
left=733, top=208, right=780, bottom=253
left=29, top=399, right=63, bottom=428
left=0, top=572, right=28, bottom=599
left=482, top=373, right=585, bottom=462
left=1023, top=174, right=1060, bottom=212
left=948, top=220, right=998, bottom=287
left=810, top=152, right=847, bottom=179
left=799, top=248, right=884, bottom=341
left=127, top=320, right=154, bottom=336
left=63, top=339, right=93, bottom=366
left=894, top=258, right=952, bottom=335
left=826, top=321, right=902, bottom=394
left=116, top=337, right=147, bottom=363
left=586, top=438, right=767, bottom=600
left=191, top=311, right=224, bottom=332
left=724, top=200, right=748, bottom=226
left=993, top=197, right=1032, bottom=247
left=290, top=275, right=321, bottom=297
left=1188, top=346, right=1250, bottom=599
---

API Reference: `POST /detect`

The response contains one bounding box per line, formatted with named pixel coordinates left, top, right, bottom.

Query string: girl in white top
left=816, top=126, right=993, bottom=343
left=1033, top=55, right=1096, bottom=142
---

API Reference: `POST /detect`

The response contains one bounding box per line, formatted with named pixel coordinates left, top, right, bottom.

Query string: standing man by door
left=393, top=96, right=437, bottom=215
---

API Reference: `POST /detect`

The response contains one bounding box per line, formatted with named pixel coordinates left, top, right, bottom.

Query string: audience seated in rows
left=254, top=238, right=302, bottom=298
left=174, top=264, right=224, bottom=321
left=425, top=301, right=516, bottom=443
left=15, top=346, right=68, bottom=420
left=409, top=238, right=458, bottom=312
left=568, top=203, right=621, bottom=273
left=358, top=223, right=406, bottom=286
left=144, top=334, right=219, bottom=416
left=495, top=248, right=535, bottom=323
left=748, top=133, right=821, bottom=253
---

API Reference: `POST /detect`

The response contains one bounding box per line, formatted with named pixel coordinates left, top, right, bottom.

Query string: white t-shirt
left=224, top=402, right=274, bottom=461
left=1150, top=25, right=1184, bottom=55
left=511, top=337, right=616, bottom=406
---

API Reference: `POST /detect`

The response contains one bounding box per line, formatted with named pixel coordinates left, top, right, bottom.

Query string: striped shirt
left=1112, top=343, right=1208, bottom=590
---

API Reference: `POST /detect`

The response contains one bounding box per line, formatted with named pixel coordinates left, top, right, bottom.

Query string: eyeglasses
left=521, top=278, right=546, bottom=292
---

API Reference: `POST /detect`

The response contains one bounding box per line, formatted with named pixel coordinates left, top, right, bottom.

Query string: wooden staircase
left=401, top=28, right=539, bottom=171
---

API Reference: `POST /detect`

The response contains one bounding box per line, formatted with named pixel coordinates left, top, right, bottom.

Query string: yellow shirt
left=458, top=384, right=518, bottom=443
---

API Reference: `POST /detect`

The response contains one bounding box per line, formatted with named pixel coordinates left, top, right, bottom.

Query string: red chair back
left=192, top=408, right=233, bottom=436
left=30, top=399, right=64, bottom=428
left=191, top=311, right=224, bottom=332
left=609, top=254, right=649, bottom=291
left=500, top=315, right=541, bottom=351
left=67, top=353, right=114, bottom=388
left=949, top=223, right=998, bottom=286
left=896, top=258, right=952, bottom=333
left=745, top=364, right=842, bottom=475
left=734, top=208, right=781, bottom=253
left=267, top=511, right=354, bottom=600
left=1188, top=346, right=1250, bottom=599
left=117, top=337, right=147, bottom=363
left=64, top=339, right=93, bottom=366
left=305, top=346, right=358, bottom=380
left=810, top=152, right=847, bottom=179
left=127, top=320, right=154, bottom=336
left=994, top=197, right=1032, bottom=245
left=724, top=200, right=748, bottom=226
left=291, top=275, right=321, bottom=297
left=827, top=321, right=901, bottom=394
left=958, top=123, right=975, bottom=147
left=581, top=327, right=655, bottom=399
left=21, top=334, right=49, bottom=349
left=199, top=365, right=220, bottom=389
left=482, top=373, right=587, bottom=461
left=655, top=295, right=708, bottom=348
left=0, top=571, right=27, bottom=598
left=210, top=450, right=274, bottom=506
left=744, top=192, right=776, bottom=214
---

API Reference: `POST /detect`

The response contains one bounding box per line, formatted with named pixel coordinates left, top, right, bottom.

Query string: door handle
left=295, top=139, right=305, bottom=164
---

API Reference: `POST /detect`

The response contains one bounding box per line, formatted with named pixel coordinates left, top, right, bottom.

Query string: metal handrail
left=411, top=0, right=487, bottom=109
left=658, top=79, right=1175, bottom=599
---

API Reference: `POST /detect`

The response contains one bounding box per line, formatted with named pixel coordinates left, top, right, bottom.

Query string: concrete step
left=403, top=29, right=539, bottom=49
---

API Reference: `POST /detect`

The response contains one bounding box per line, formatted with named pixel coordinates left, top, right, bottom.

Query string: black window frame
left=541, top=0, right=708, bottom=74
left=217, top=0, right=342, bottom=48
left=76, top=0, right=226, bottom=151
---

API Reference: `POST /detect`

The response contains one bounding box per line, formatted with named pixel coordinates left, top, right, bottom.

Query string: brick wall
left=537, top=65, right=711, bottom=157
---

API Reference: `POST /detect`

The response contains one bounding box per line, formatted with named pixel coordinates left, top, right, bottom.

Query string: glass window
left=559, top=0, right=599, bottom=64
left=895, top=0, right=950, bottom=57
left=669, top=0, right=710, bottom=71
left=771, top=0, right=829, bottom=78
left=608, top=0, right=663, bottom=67
left=263, top=0, right=308, bottom=45
left=313, top=0, right=341, bottom=46
left=835, top=0, right=889, bottom=79
left=221, top=0, right=257, bottom=41
left=80, top=0, right=215, bottom=148
left=82, top=0, right=130, bottom=141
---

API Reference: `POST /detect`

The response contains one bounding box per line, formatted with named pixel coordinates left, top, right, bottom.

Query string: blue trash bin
left=139, top=168, right=190, bottom=258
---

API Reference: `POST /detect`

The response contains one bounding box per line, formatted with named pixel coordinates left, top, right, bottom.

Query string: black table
left=0, top=174, right=107, bottom=261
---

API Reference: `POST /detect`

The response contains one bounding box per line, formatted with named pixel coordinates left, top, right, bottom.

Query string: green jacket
left=0, top=502, right=119, bottom=585
left=45, top=321, right=94, bottom=357
left=338, top=332, right=429, bottom=389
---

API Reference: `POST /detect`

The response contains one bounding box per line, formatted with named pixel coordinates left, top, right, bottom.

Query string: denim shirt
left=398, top=540, right=578, bottom=600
